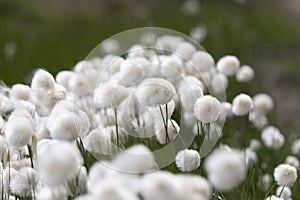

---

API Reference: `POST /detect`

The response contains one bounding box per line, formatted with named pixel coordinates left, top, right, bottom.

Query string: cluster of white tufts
left=0, top=32, right=297, bottom=199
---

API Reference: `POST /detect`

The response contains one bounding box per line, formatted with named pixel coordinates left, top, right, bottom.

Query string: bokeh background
left=1, top=0, right=300, bottom=129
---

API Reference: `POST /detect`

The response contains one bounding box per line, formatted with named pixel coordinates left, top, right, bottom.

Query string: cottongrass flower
left=177, top=174, right=212, bottom=200
left=91, top=179, right=139, bottom=200
left=55, top=70, right=75, bottom=90
left=193, top=95, right=221, bottom=124
left=245, top=148, right=258, bottom=167
left=274, top=164, right=297, bottom=187
left=36, top=186, right=68, bottom=200
left=140, top=171, right=182, bottom=200
left=118, top=58, right=144, bottom=86
left=204, top=147, right=247, bottom=191
left=111, top=144, right=156, bottom=173
left=0, top=92, right=13, bottom=113
left=249, top=139, right=262, bottom=151
left=47, top=101, right=90, bottom=141
left=188, top=51, right=215, bottom=73
left=276, top=186, right=292, bottom=200
left=261, top=126, right=285, bottom=150
left=160, top=55, right=183, bottom=80
left=87, top=162, right=115, bottom=193
left=258, top=173, right=273, bottom=191
left=10, top=84, right=33, bottom=102
left=216, top=55, right=240, bottom=76
left=10, top=167, right=36, bottom=197
left=236, top=65, right=255, bottom=82
left=178, top=76, right=203, bottom=112
left=37, top=140, right=82, bottom=186
left=291, top=139, right=300, bottom=155
left=211, top=73, right=228, bottom=94
left=175, top=149, right=200, bottom=172
left=94, top=82, right=129, bottom=109
left=190, top=26, right=207, bottom=43
left=5, top=116, right=34, bottom=147
left=218, top=102, right=233, bottom=121
left=175, top=41, right=196, bottom=60
left=285, top=155, right=299, bottom=170
left=31, top=69, right=56, bottom=91
left=83, top=129, right=112, bottom=155
left=252, top=93, right=274, bottom=116
left=155, top=35, right=184, bottom=52
left=232, top=93, right=254, bottom=116
left=136, top=78, right=176, bottom=107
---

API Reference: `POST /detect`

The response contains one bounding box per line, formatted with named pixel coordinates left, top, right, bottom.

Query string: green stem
left=114, top=107, right=119, bottom=150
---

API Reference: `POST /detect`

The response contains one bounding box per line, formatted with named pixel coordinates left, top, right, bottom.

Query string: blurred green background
left=0, top=0, right=300, bottom=127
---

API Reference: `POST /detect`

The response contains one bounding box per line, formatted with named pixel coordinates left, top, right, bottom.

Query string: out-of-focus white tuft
left=110, top=144, right=156, bottom=173
left=204, top=146, right=247, bottom=191
left=261, top=126, right=284, bottom=150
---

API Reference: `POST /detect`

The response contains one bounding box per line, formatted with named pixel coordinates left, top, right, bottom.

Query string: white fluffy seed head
left=160, top=56, right=183, bottom=80
left=249, top=139, right=261, bottom=151
left=47, top=103, right=90, bottom=141
left=118, top=59, right=144, bottom=86
left=180, top=84, right=203, bottom=112
left=92, top=179, right=139, bottom=200
left=175, top=149, right=200, bottom=172
left=211, top=73, right=228, bottom=94
left=177, top=174, right=212, bottom=200
left=5, top=116, right=34, bottom=147
left=189, top=51, right=215, bottom=73
left=193, top=95, right=221, bottom=124
left=236, top=65, right=255, bottom=82
left=204, top=147, right=247, bottom=191
left=259, top=174, right=272, bottom=191
left=253, top=93, right=274, bottom=116
left=94, top=82, right=129, bottom=108
left=37, top=141, right=82, bottom=186
left=10, top=167, right=37, bottom=197
left=10, top=84, right=32, bottom=102
left=292, top=139, right=300, bottom=156
left=155, top=35, right=184, bottom=52
left=31, top=69, right=56, bottom=91
left=175, top=42, right=196, bottom=60
left=83, top=129, right=112, bottom=155
left=111, top=144, right=156, bottom=173
left=261, top=126, right=285, bottom=150
left=128, top=44, right=146, bottom=58
left=274, top=164, right=297, bottom=187
left=232, top=93, right=254, bottom=116
left=140, top=171, right=182, bottom=200
left=218, top=102, right=233, bottom=121
left=276, top=186, right=292, bottom=200
left=136, top=78, right=176, bottom=107
left=36, top=186, right=68, bottom=200
left=245, top=148, right=258, bottom=167
left=285, top=155, right=300, bottom=170
left=217, top=55, right=240, bottom=76
left=55, top=70, right=75, bottom=90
